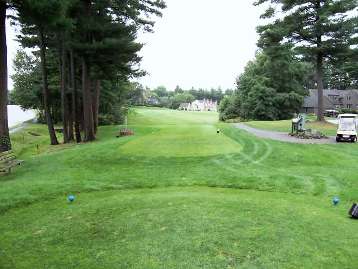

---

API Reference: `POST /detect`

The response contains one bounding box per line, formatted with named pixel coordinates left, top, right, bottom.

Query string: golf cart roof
left=338, top=114, right=358, bottom=118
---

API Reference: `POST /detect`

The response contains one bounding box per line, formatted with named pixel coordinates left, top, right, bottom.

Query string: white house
left=179, top=99, right=217, bottom=112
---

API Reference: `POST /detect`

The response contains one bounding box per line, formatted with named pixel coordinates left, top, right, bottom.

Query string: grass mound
left=120, top=124, right=241, bottom=157
left=1, top=187, right=357, bottom=269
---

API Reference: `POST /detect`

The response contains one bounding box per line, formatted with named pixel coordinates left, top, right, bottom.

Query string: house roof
left=303, top=89, right=358, bottom=108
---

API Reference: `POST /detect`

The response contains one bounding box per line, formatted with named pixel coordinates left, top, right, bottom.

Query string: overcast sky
left=6, top=1, right=266, bottom=91
left=136, top=0, right=266, bottom=91
left=6, top=13, right=20, bottom=90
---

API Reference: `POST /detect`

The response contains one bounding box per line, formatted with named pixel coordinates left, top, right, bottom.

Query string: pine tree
left=14, top=0, right=69, bottom=145
left=10, top=0, right=166, bottom=145
left=71, top=0, right=165, bottom=141
left=255, top=0, right=357, bottom=121
left=0, top=0, right=10, bottom=152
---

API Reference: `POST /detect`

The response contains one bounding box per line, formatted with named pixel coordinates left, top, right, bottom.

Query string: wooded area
left=220, top=0, right=357, bottom=121
left=0, top=0, right=165, bottom=152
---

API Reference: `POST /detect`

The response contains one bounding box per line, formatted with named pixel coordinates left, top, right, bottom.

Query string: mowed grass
left=245, top=118, right=337, bottom=136
left=1, top=188, right=357, bottom=269
left=121, top=109, right=241, bottom=157
left=1, top=107, right=358, bottom=268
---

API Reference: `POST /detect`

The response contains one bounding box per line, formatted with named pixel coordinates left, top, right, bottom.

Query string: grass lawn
left=1, top=108, right=357, bottom=268
left=245, top=118, right=338, bottom=136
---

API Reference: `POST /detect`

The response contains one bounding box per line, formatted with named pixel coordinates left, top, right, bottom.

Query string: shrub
left=339, top=108, right=358, bottom=114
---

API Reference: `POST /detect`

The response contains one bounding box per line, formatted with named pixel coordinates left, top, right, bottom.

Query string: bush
left=98, top=105, right=127, bottom=126
left=339, top=108, right=358, bottom=114
left=170, top=93, right=195, bottom=109
left=219, top=95, right=241, bottom=121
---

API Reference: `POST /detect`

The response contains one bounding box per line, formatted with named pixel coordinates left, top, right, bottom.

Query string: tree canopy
left=220, top=47, right=310, bottom=121
left=7, top=0, right=166, bottom=147
left=254, top=0, right=358, bottom=120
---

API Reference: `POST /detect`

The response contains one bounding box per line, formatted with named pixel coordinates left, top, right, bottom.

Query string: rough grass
left=10, top=123, right=66, bottom=158
left=1, top=108, right=357, bottom=268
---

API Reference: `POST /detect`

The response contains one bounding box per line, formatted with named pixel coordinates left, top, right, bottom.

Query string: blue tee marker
left=68, top=195, right=75, bottom=203
left=332, top=196, right=340, bottom=206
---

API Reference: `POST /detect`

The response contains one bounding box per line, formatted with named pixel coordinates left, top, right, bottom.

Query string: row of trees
left=221, top=0, right=357, bottom=122
left=0, top=0, right=166, bottom=152
left=220, top=46, right=311, bottom=121
left=129, top=84, right=231, bottom=109
left=10, top=50, right=133, bottom=127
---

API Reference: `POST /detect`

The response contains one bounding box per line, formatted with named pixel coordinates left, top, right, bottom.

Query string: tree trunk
left=0, top=1, right=10, bottom=152
left=315, top=0, right=324, bottom=122
left=67, top=67, right=74, bottom=142
left=60, top=41, right=70, bottom=143
left=93, top=80, right=100, bottom=134
left=66, top=52, right=74, bottom=142
left=316, top=52, right=324, bottom=121
left=67, top=95, right=74, bottom=141
left=39, top=29, right=59, bottom=145
left=70, top=50, right=81, bottom=143
left=81, top=57, right=95, bottom=142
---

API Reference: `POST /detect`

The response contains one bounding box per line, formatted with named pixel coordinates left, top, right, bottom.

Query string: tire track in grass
left=211, top=137, right=256, bottom=168
left=217, top=131, right=312, bottom=194
left=253, top=140, right=272, bottom=165
left=234, top=137, right=272, bottom=166
left=231, top=135, right=256, bottom=164
left=299, top=174, right=343, bottom=196
left=213, top=136, right=273, bottom=173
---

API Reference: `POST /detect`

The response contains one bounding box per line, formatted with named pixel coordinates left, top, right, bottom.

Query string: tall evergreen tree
left=255, top=0, right=357, bottom=121
left=0, top=0, right=10, bottom=152
left=9, top=0, right=165, bottom=145
left=14, top=0, right=71, bottom=145
left=71, top=0, right=165, bottom=141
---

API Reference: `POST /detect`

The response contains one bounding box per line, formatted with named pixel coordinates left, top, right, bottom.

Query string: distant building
left=179, top=99, right=217, bottom=112
left=302, top=89, right=358, bottom=113
left=146, top=95, right=160, bottom=106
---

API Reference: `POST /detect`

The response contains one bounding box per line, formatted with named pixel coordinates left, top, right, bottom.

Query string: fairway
left=1, top=108, right=358, bottom=268
left=120, top=109, right=241, bottom=157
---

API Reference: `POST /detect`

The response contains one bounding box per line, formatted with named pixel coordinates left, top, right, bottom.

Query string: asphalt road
left=235, top=123, right=337, bottom=144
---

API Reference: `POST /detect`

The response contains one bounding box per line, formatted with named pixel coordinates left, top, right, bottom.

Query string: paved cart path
left=234, top=123, right=337, bottom=144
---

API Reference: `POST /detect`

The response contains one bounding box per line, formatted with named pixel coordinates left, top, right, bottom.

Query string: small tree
left=171, top=93, right=195, bottom=109
left=219, top=95, right=240, bottom=121
left=153, top=86, right=168, bottom=97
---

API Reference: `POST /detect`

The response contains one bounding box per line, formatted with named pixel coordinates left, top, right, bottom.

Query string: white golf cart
left=336, top=114, right=358, bottom=143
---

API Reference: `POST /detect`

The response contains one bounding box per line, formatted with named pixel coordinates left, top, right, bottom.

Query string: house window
left=347, top=96, right=351, bottom=101
left=328, top=95, right=339, bottom=100
left=347, top=104, right=352, bottom=109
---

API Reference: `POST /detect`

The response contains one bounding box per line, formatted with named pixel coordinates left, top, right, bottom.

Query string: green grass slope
left=1, top=108, right=357, bottom=268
